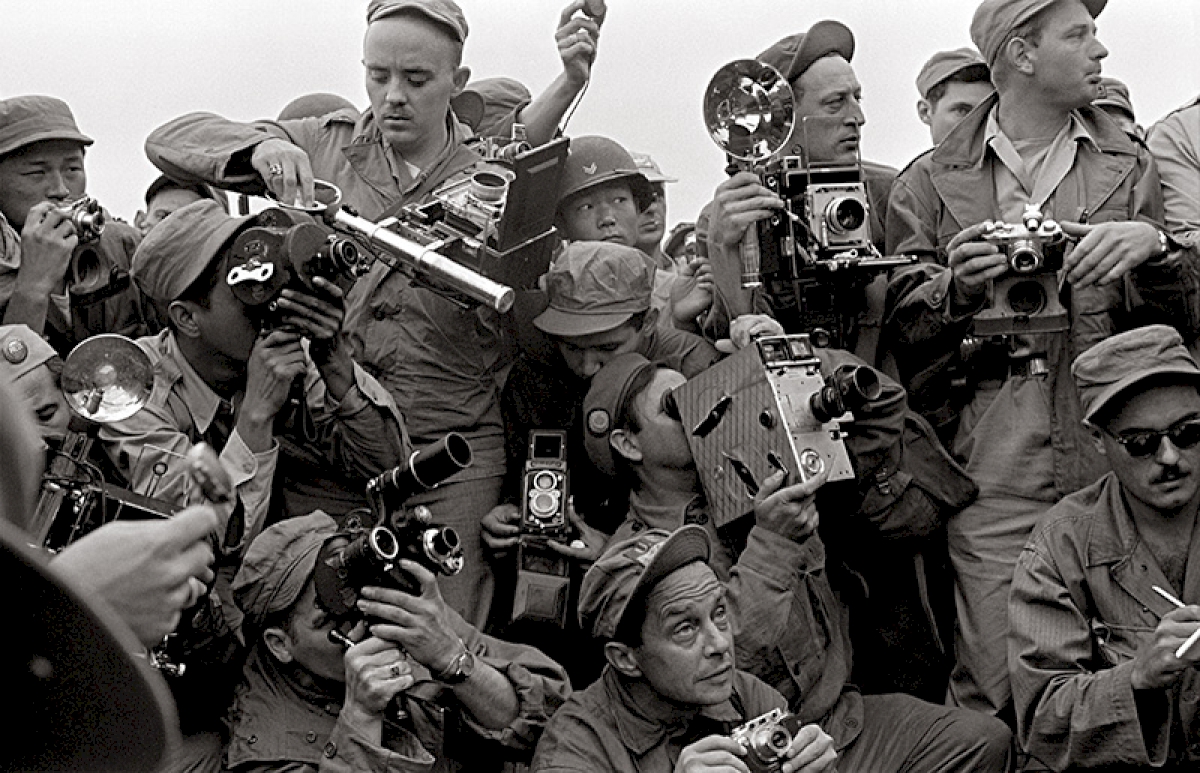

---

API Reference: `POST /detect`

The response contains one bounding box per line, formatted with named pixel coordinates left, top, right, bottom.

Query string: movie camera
left=730, top=708, right=805, bottom=773
left=667, top=334, right=880, bottom=529
left=703, top=60, right=914, bottom=347
left=972, top=205, right=1069, bottom=336
left=510, top=430, right=573, bottom=628
left=313, top=434, right=472, bottom=630
left=252, top=132, right=570, bottom=315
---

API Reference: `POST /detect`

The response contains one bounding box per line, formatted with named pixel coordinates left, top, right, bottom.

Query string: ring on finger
left=389, top=663, right=403, bottom=679
left=268, top=162, right=285, bottom=177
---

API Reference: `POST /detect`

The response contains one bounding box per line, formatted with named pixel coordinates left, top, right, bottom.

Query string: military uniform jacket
left=885, top=93, right=1200, bottom=497
left=1009, top=473, right=1200, bottom=770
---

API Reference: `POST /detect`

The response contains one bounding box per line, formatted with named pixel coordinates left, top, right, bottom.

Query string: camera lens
left=749, top=726, right=790, bottom=761
left=530, top=489, right=561, bottom=518
left=368, top=526, right=400, bottom=561
left=533, top=471, right=558, bottom=491
left=824, top=197, right=866, bottom=234
left=1008, top=241, right=1042, bottom=273
left=469, top=171, right=509, bottom=204
left=1006, top=279, right=1047, bottom=315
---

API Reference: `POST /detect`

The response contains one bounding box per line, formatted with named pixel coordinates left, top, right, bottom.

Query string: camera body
left=386, top=135, right=570, bottom=297
left=973, top=206, right=1069, bottom=336
left=758, top=158, right=872, bottom=269
left=512, top=430, right=573, bottom=628
left=668, top=334, right=880, bottom=530
left=224, top=207, right=363, bottom=322
left=58, top=196, right=106, bottom=242
left=730, top=708, right=805, bottom=773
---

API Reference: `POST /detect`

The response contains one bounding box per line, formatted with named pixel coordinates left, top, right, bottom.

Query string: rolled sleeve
left=145, top=112, right=288, bottom=194
left=304, top=357, right=411, bottom=480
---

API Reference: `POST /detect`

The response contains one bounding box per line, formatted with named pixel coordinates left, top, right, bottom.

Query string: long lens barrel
left=368, top=432, right=474, bottom=507
left=810, top=364, right=881, bottom=423
left=329, top=208, right=514, bottom=313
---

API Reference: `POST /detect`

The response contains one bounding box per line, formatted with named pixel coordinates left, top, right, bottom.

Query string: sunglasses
left=1109, top=418, right=1200, bottom=458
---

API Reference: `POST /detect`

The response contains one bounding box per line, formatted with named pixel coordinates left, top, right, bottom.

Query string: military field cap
left=233, top=511, right=340, bottom=633
left=453, top=77, right=533, bottom=133
left=366, top=0, right=468, bottom=43
left=1094, top=76, right=1134, bottom=119
left=1072, top=325, right=1200, bottom=423
left=757, top=20, right=855, bottom=84
left=579, top=524, right=712, bottom=640
left=971, top=0, right=1106, bottom=67
left=630, top=152, right=677, bottom=185
left=534, top=241, right=656, bottom=338
left=277, top=92, right=358, bottom=121
left=143, top=174, right=228, bottom=213
left=0, top=95, right=93, bottom=158
left=0, top=324, right=58, bottom=383
left=583, top=352, right=657, bottom=477
left=916, top=47, right=990, bottom=98
left=131, top=199, right=254, bottom=304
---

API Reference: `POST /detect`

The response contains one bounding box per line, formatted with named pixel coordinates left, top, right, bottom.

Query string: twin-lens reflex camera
left=510, top=429, right=573, bottom=629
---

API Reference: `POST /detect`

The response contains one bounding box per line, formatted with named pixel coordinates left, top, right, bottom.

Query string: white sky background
left=1, top=0, right=1197, bottom=228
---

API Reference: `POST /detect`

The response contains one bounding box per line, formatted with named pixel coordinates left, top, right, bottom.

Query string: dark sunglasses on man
left=1107, top=418, right=1200, bottom=458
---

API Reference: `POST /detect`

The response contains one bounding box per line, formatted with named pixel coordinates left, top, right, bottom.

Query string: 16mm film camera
left=972, top=205, right=1069, bottom=336
left=667, top=334, right=880, bottom=529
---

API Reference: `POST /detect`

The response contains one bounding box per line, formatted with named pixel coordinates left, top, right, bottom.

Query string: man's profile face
left=559, top=180, right=641, bottom=247
left=791, top=55, right=864, bottom=165
left=633, top=561, right=735, bottom=708
left=137, top=187, right=207, bottom=236
left=636, top=184, right=667, bottom=255
left=1025, top=0, right=1107, bottom=110
left=554, top=319, right=642, bottom=380
left=274, top=580, right=347, bottom=683
left=1099, top=382, right=1200, bottom=516
left=629, top=368, right=693, bottom=471
left=362, top=15, right=468, bottom=158
left=921, top=80, right=994, bottom=145
left=0, top=139, right=87, bottom=228
left=14, top=361, right=70, bottom=444
left=184, top=258, right=261, bottom=365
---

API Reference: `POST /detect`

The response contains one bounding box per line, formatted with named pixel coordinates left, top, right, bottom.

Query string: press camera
left=511, top=430, right=572, bottom=628
left=972, top=205, right=1069, bottom=336
left=667, top=334, right=880, bottom=529
left=730, top=708, right=805, bottom=773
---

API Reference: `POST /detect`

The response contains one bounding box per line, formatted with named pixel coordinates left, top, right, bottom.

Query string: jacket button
left=324, top=742, right=337, bottom=758
left=373, top=308, right=387, bottom=320
left=247, top=735, right=257, bottom=745
left=306, top=731, right=317, bottom=743
left=631, top=521, right=643, bottom=532
left=847, top=717, right=860, bottom=729
left=792, top=661, right=803, bottom=675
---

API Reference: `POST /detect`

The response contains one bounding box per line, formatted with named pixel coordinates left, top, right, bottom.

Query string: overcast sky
left=2, top=0, right=1197, bottom=228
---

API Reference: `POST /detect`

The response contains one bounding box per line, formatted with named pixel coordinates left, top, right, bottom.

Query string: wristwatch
left=1155, top=228, right=1173, bottom=258
left=434, top=640, right=476, bottom=685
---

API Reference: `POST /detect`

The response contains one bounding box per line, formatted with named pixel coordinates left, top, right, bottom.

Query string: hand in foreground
left=481, top=503, right=521, bottom=556
left=250, top=137, right=315, bottom=207
left=1130, top=605, right=1200, bottom=691
left=946, top=222, right=1007, bottom=307
left=342, top=635, right=413, bottom=718
left=716, top=313, right=785, bottom=353
left=753, top=468, right=828, bottom=544
left=672, top=258, right=715, bottom=325
left=546, top=496, right=607, bottom=564
left=16, top=202, right=77, bottom=291
left=1061, top=220, right=1163, bottom=289
left=706, top=172, right=783, bottom=251
left=51, top=505, right=220, bottom=647
left=555, top=0, right=603, bottom=88
left=358, top=561, right=461, bottom=675
left=240, top=329, right=307, bottom=427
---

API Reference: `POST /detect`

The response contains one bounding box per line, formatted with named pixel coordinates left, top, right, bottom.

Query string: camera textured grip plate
left=670, top=344, right=853, bottom=530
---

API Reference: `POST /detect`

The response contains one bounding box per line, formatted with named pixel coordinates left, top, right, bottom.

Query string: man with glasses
left=1009, top=324, right=1200, bottom=770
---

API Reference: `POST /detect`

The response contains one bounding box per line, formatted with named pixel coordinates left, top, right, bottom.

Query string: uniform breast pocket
left=1090, top=617, right=1153, bottom=667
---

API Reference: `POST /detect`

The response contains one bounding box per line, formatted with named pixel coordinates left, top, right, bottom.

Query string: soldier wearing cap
left=0, top=323, right=68, bottom=446
left=135, top=173, right=229, bottom=237
left=914, top=48, right=993, bottom=146
left=144, top=0, right=602, bottom=628
left=702, top=20, right=898, bottom=367
left=225, top=510, right=570, bottom=773
left=1009, top=324, right=1200, bottom=769
left=886, top=0, right=1197, bottom=719
left=0, top=94, right=158, bottom=355
left=629, top=152, right=677, bottom=270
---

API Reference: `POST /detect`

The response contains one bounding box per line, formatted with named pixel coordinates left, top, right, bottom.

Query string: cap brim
left=0, top=129, right=93, bottom=158
left=789, top=20, right=855, bottom=81
left=1085, top=366, right=1200, bottom=422
left=629, top=525, right=712, bottom=605
left=533, top=306, right=636, bottom=338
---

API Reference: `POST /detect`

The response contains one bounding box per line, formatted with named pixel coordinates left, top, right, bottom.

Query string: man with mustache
left=886, top=0, right=1196, bottom=721
left=1009, top=325, right=1200, bottom=769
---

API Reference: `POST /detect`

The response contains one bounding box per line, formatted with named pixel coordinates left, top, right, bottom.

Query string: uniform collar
left=1085, top=473, right=1147, bottom=567
left=353, top=108, right=475, bottom=196
left=603, top=666, right=742, bottom=757
left=154, top=329, right=229, bottom=435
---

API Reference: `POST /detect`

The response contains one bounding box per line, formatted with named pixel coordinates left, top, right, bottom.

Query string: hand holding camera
left=544, top=497, right=606, bottom=564
left=707, top=172, right=784, bottom=251
left=947, top=221, right=1007, bottom=307
left=557, top=0, right=604, bottom=87
left=728, top=708, right=838, bottom=773
left=753, top=467, right=828, bottom=544
left=342, top=633, right=414, bottom=722
left=17, top=201, right=78, bottom=292
left=238, top=329, right=307, bottom=451
left=358, top=563, right=462, bottom=676
left=273, top=276, right=354, bottom=400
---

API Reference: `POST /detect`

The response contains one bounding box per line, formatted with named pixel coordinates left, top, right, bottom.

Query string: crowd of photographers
left=4, top=0, right=1200, bottom=771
